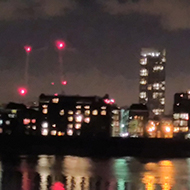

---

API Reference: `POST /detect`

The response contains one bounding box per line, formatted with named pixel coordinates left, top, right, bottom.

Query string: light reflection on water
left=0, top=155, right=190, bottom=189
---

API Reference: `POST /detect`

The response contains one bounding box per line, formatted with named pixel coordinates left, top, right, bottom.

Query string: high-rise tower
left=139, top=48, right=166, bottom=118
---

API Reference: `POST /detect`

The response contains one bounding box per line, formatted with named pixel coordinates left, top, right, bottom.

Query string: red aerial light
left=24, top=45, right=32, bottom=53
left=61, top=81, right=67, bottom=85
left=110, top=99, right=115, bottom=104
left=54, top=93, right=58, bottom=96
left=55, top=40, right=66, bottom=50
left=51, top=82, right=55, bottom=85
left=18, top=87, right=27, bottom=96
left=23, top=118, right=30, bottom=125
left=51, top=182, right=65, bottom=190
left=104, top=99, right=110, bottom=104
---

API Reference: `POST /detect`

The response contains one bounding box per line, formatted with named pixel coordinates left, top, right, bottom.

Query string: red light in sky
left=54, top=93, right=58, bottom=96
left=55, top=40, right=66, bottom=50
left=51, top=182, right=65, bottom=190
left=61, top=81, right=67, bottom=85
left=51, top=82, right=55, bottom=85
left=110, top=99, right=115, bottom=104
left=24, top=46, right=32, bottom=53
left=18, top=87, right=27, bottom=96
left=104, top=99, right=110, bottom=104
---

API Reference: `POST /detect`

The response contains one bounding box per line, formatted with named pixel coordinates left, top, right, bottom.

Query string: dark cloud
left=99, top=0, right=190, bottom=30
left=0, top=0, right=76, bottom=20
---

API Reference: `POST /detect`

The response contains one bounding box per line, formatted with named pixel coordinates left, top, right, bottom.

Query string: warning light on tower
left=18, top=87, right=27, bottom=96
left=24, top=46, right=32, bottom=53
left=61, top=81, right=67, bottom=85
left=55, top=40, right=66, bottom=50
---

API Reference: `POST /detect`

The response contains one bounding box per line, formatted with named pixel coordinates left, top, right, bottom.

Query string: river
left=0, top=155, right=189, bottom=189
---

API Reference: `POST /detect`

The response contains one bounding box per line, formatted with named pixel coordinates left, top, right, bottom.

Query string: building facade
left=38, top=94, right=119, bottom=137
left=173, top=91, right=190, bottom=137
left=139, top=48, right=166, bottom=118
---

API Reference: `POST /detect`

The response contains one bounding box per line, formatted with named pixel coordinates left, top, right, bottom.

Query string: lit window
left=52, top=98, right=59, bottom=103
left=101, top=106, right=106, bottom=110
left=76, top=110, right=81, bottom=115
left=140, top=58, right=147, bottom=65
left=60, top=110, right=64, bottom=116
left=84, top=117, right=90, bottom=123
left=140, top=78, right=147, bottom=85
left=67, top=129, right=73, bottom=136
left=32, top=126, right=36, bottom=130
left=41, top=129, right=48, bottom=136
left=152, top=109, right=164, bottom=115
left=153, top=65, right=164, bottom=71
left=5, top=120, right=10, bottom=125
left=0, top=128, right=3, bottom=133
left=0, top=119, right=3, bottom=125
left=180, top=113, right=189, bottom=120
left=23, top=118, right=30, bottom=125
left=76, top=105, right=81, bottom=109
left=139, top=92, right=146, bottom=99
left=41, top=121, right=48, bottom=128
left=153, top=83, right=160, bottom=90
left=140, top=68, right=148, bottom=76
left=31, top=119, right=36, bottom=123
left=75, top=115, right=83, bottom=122
left=92, top=110, right=98, bottom=115
left=51, top=130, right=57, bottom=136
left=42, top=108, right=48, bottom=114
left=67, top=124, right=73, bottom=129
left=84, top=105, right=90, bottom=109
left=52, top=124, right=56, bottom=128
left=153, top=92, right=163, bottom=99
left=180, top=94, right=183, bottom=97
left=147, top=85, right=152, bottom=90
left=173, top=113, right=179, bottom=120
left=57, top=131, right=64, bottom=136
left=68, top=116, right=73, bottom=122
left=112, top=110, right=119, bottom=114
left=42, top=104, right=48, bottom=108
left=75, top=124, right=81, bottom=129
left=160, top=98, right=165, bottom=105
left=85, top=110, right=90, bottom=116
left=101, top=110, right=107, bottom=115
left=162, top=57, right=166, bottom=62
left=8, top=114, right=15, bottom=118
left=68, top=110, right=73, bottom=115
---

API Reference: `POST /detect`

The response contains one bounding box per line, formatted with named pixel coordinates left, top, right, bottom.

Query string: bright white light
left=84, top=117, right=90, bottom=123
left=5, top=120, right=10, bottom=125
left=0, top=119, right=3, bottom=125
left=42, top=129, right=48, bottom=136
left=41, top=121, right=48, bottom=128
left=75, top=115, right=83, bottom=122
left=165, top=126, right=171, bottom=133
left=32, top=125, right=36, bottom=130
left=67, top=129, right=73, bottom=136
left=120, top=133, right=129, bottom=138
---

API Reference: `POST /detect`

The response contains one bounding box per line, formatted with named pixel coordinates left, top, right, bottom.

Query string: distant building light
left=54, top=93, right=58, bottom=96
left=84, top=117, right=90, bottom=123
left=76, top=110, right=81, bottom=115
left=23, top=119, right=30, bottom=125
left=60, top=110, right=64, bottom=116
left=104, top=99, right=110, bottom=104
left=84, top=110, right=90, bottom=116
left=101, top=110, right=107, bottom=115
left=75, top=115, right=83, bottom=122
left=0, top=119, right=3, bottom=125
left=67, top=129, right=73, bottom=136
left=42, top=129, right=48, bottom=136
left=42, top=104, right=48, bottom=108
left=76, top=105, right=81, bottom=109
left=31, top=119, right=36, bottom=123
left=68, top=116, right=73, bottom=122
left=101, top=106, right=106, bottom=110
left=57, top=131, right=64, bottom=136
left=75, top=123, right=81, bottom=129
left=140, top=78, right=147, bottom=85
left=41, top=121, right=48, bottom=128
left=42, top=108, right=48, bottom=114
left=32, top=125, right=36, bottom=130
left=52, top=124, right=56, bottom=128
left=68, top=110, right=73, bottom=115
left=52, top=98, right=59, bottom=103
left=84, top=105, right=90, bottom=109
left=67, top=124, right=73, bottom=129
left=5, top=120, right=10, bottom=125
left=51, top=130, right=57, bottom=136
left=92, top=110, right=98, bottom=115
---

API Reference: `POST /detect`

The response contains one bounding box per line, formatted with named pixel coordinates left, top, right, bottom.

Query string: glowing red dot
left=55, top=40, right=66, bottom=50
left=54, top=93, right=58, bottom=96
left=61, top=81, right=67, bottom=85
left=18, top=87, right=27, bottom=96
left=51, top=82, right=55, bottom=85
left=51, top=182, right=65, bottom=190
left=24, top=46, right=32, bottom=53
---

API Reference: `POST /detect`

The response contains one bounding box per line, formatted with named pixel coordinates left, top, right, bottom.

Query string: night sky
left=0, top=0, right=190, bottom=113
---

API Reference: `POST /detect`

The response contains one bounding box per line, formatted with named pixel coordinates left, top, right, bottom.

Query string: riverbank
left=0, top=135, right=190, bottom=158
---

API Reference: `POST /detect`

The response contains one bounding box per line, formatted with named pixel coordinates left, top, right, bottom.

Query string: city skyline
left=0, top=1, right=190, bottom=114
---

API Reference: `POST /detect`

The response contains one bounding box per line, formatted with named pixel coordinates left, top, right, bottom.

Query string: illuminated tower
left=139, top=48, right=166, bottom=118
